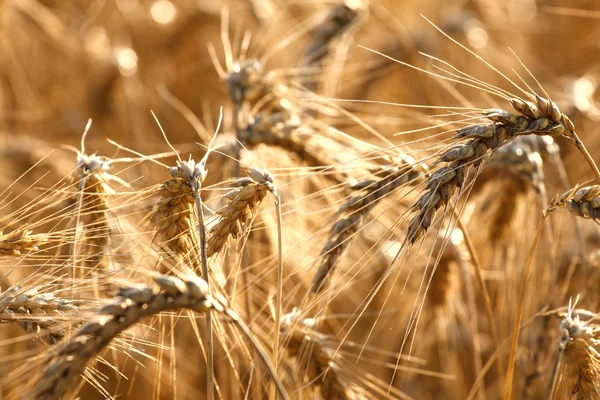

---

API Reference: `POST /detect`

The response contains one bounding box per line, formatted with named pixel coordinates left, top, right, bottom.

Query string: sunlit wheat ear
left=0, top=285, right=76, bottom=344
left=74, top=152, right=112, bottom=274
left=549, top=185, right=600, bottom=222
left=301, top=0, right=368, bottom=95
left=207, top=167, right=276, bottom=258
left=405, top=96, right=576, bottom=246
left=239, top=110, right=352, bottom=183
left=71, top=120, right=132, bottom=292
left=548, top=304, right=600, bottom=399
left=145, top=163, right=201, bottom=270
left=310, top=158, right=426, bottom=294
left=0, top=229, right=45, bottom=256
left=27, top=273, right=288, bottom=400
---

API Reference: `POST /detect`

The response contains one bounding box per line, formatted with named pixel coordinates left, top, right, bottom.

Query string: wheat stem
left=503, top=212, right=547, bottom=400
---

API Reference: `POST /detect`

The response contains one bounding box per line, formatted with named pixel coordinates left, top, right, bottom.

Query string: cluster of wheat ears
left=2, top=0, right=600, bottom=399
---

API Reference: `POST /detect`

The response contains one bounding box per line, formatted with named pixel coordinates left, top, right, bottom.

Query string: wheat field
left=1, top=0, right=600, bottom=399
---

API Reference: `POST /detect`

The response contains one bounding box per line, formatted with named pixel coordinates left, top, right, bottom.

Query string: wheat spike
left=145, top=166, right=199, bottom=268
left=310, top=161, right=424, bottom=293
left=207, top=167, right=275, bottom=257
left=427, top=238, right=461, bottom=310
left=304, top=0, right=368, bottom=66
left=406, top=95, right=576, bottom=245
left=0, top=229, right=44, bottom=256
left=28, top=272, right=288, bottom=400
left=0, top=286, right=76, bottom=344
left=486, top=135, right=556, bottom=193
left=550, top=185, right=600, bottom=222
left=551, top=308, right=600, bottom=399
left=76, top=153, right=112, bottom=271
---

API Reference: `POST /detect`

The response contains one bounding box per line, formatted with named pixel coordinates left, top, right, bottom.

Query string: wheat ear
left=406, top=96, right=579, bottom=245
left=145, top=166, right=199, bottom=268
left=548, top=305, right=600, bottom=399
left=0, top=229, right=44, bottom=256
left=550, top=185, right=600, bottom=222
left=207, top=167, right=276, bottom=258
left=75, top=152, right=112, bottom=274
left=310, top=161, right=424, bottom=294
left=0, top=285, right=76, bottom=344
left=29, top=273, right=289, bottom=400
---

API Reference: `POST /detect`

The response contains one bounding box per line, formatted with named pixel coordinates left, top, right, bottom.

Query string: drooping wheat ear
left=310, top=160, right=425, bottom=294
left=145, top=161, right=202, bottom=269
left=29, top=272, right=288, bottom=400
left=281, top=311, right=358, bottom=400
left=550, top=308, right=600, bottom=399
left=75, top=153, right=111, bottom=271
left=239, top=110, right=349, bottom=183
left=304, top=0, right=368, bottom=66
left=549, top=185, right=600, bottom=222
left=406, top=95, right=577, bottom=245
left=207, top=167, right=276, bottom=258
left=0, top=229, right=45, bottom=256
left=0, top=285, right=76, bottom=344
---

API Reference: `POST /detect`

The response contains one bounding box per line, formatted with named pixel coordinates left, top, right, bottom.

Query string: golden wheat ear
left=27, top=272, right=288, bottom=400
left=0, top=285, right=76, bottom=344
left=310, top=158, right=424, bottom=294
left=207, top=167, right=275, bottom=258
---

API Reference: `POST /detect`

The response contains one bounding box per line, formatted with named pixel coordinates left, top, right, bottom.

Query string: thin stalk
left=194, top=193, right=214, bottom=400
left=503, top=212, right=547, bottom=400
left=455, top=216, right=499, bottom=353
left=270, top=194, right=283, bottom=400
